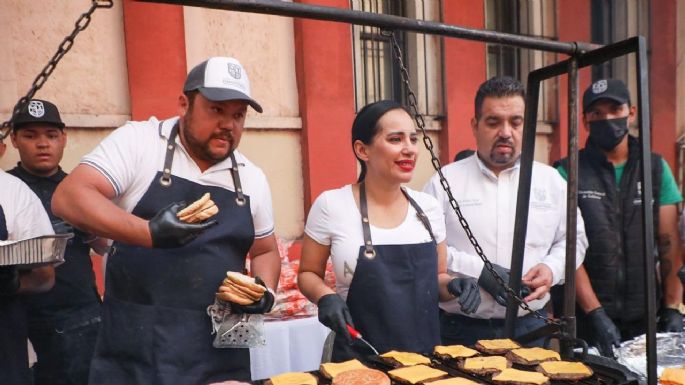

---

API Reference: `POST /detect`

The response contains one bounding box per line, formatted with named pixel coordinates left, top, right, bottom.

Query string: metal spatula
left=346, top=324, right=379, bottom=355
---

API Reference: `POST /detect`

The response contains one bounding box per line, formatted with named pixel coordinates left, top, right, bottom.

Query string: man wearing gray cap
left=53, top=57, right=280, bottom=384
left=554, top=79, right=684, bottom=357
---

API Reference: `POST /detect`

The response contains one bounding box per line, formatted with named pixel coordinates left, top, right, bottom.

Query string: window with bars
left=591, top=0, right=649, bottom=96
left=485, top=0, right=559, bottom=131
left=350, top=0, right=444, bottom=127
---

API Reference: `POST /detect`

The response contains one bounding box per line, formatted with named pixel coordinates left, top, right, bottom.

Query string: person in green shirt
left=554, top=79, right=684, bottom=358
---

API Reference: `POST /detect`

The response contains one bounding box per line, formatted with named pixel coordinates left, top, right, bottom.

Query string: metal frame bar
left=507, top=36, right=656, bottom=385
left=136, top=1, right=657, bottom=382
left=138, top=0, right=596, bottom=55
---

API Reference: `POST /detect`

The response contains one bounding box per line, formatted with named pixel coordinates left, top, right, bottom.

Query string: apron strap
left=358, top=182, right=376, bottom=259
left=401, top=187, right=436, bottom=243
left=229, top=153, right=247, bottom=207
left=158, top=121, right=179, bottom=188
left=359, top=183, right=437, bottom=260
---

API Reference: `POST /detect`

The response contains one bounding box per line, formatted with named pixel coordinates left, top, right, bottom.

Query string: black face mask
left=589, top=117, right=629, bottom=151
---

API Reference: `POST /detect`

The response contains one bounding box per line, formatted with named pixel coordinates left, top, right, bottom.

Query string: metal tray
left=0, top=233, right=73, bottom=268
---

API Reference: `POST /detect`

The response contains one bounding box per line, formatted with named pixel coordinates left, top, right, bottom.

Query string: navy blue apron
left=331, top=183, right=441, bottom=361
left=89, top=122, right=255, bottom=385
left=0, top=205, right=32, bottom=385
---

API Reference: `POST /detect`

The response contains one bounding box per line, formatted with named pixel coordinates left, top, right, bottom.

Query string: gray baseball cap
left=183, top=57, right=263, bottom=113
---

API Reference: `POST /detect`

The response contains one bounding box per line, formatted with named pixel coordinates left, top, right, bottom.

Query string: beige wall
left=0, top=0, right=130, bottom=127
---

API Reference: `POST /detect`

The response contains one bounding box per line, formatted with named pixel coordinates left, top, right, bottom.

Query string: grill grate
left=256, top=352, right=639, bottom=385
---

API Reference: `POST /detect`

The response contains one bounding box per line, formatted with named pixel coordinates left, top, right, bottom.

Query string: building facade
left=1, top=0, right=684, bottom=250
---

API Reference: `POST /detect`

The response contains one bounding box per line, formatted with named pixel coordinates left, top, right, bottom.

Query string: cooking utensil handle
left=346, top=324, right=361, bottom=339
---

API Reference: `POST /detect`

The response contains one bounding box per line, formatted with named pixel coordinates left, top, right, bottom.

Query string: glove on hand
left=586, top=307, right=621, bottom=357
left=0, top=266, right=20, bottom=296
left=478, top=264, right=532, bottom=306
left=149, top=202, right=217, bottom=248
left=447, top=277, right=481, bottom=314
left=229, top=277, right=275, bottom=314
left=317, top=293, right=354, bottom=343
left=658, top=308, right=683, bottom=333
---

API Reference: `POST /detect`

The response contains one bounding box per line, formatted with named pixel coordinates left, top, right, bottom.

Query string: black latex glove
left=317, top=293, right=354, bottom=343
left=230, top=277, right=275, bottom=314
left=0, top=266, right=20, bottom=296
left=586, top=307, right=621, bottom=357
left=148, top=202, right=217, bottom=248
left=678, top=265, right=685, bottom=286
left=658, top=308, right=684, bottom=333
left=477, top=264, right=532, bottom=306
left=447, top=277, right=481, bottom=314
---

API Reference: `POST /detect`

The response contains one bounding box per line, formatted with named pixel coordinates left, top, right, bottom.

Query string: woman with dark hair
left=298, top=100, right=480, bottom=361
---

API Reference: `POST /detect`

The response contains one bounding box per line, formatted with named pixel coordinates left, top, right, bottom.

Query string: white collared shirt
left=81, top=117, right=274, bottom=238
left=423, top=155, right=587, bottom=318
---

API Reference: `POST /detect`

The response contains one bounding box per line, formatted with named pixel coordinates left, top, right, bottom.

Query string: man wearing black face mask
left=554, top=79, right=684, bottom=358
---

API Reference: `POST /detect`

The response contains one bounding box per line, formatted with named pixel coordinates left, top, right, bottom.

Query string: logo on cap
left=227, top=63, right=242, bottom=80
left=592, top=80, right=608, bottom=94
left=28, top=101, right=46, bottom=118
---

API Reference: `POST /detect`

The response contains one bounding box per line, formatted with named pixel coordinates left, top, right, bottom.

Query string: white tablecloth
left=250, top=317, right=331, bottom=380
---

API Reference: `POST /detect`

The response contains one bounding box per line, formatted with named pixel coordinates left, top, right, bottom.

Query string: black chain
left=0, top=0, right=113, bottom=139
left=382, top=30, right=559, bottom=326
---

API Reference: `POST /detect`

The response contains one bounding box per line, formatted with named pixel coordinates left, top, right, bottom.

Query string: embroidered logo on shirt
left=579, top=190, right=606, bottom=200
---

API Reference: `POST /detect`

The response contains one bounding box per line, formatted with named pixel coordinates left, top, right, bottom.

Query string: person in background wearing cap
left=0, top=135, right=56, bottom=385
left=298, top=100, right=476, bottom=361
left=424, top=76, right=588, bottom=346
left=52, top=57, right=280, bottom=384
left=554, top=79, right=684, bottom=357
left=7, top=99, right=106, bottom=385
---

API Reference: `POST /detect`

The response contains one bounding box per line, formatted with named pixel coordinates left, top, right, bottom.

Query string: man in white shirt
left=424, top=76, right=588, bottom=345
left=52, top=57, right=280, bottom=384
left=0, top=168, right=55, bottom=385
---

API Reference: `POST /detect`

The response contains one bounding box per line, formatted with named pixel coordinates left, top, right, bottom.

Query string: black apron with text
left=331, top=184, right=440, bottom=361
left=0, top=205, right=32, bottom=385
left=89, top=123, right=255, bottom=385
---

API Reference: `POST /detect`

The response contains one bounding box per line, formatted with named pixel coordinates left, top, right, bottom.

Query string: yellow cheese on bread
left=660, top=368, right=685, bottom=385
left=462, top=356, right=509, bottom=371
left=426, top=378, right=482, bottom=385
left=380, top=351, right=431, bottom=366
left=268, top=371, right=317, bottom=385
left=434, top=345, right=479, bottom=359
left=508, top=348, right=560, bottom=364
left=388, top=364, right=447, bottom=384
left=538, top=361, right=592, bottom=376
left=493, top=368, right=549, bottom=385
left=476, top=339, right=520, bottom=351
left=320, top=359, right=366, bottom=379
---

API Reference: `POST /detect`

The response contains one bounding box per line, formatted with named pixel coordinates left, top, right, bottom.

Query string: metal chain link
left=382, top=29, right=559, bottom=326
left=0, top=0, right=113, bottom=140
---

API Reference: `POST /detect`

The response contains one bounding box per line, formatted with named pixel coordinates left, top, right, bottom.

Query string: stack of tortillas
left=216, top=271, right=266, bottom=305
left=177, top=193, right=219, bottom=223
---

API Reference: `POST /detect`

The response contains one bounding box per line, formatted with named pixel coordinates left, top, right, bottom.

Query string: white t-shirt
left=305, top=184, right=446, bottom=300
left=0, top=170, right=54, bottom=240
left=81, top=117, right=274, bottom=238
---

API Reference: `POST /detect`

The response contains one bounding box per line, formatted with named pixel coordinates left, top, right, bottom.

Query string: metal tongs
left=346, top=324, right=379, bottom=355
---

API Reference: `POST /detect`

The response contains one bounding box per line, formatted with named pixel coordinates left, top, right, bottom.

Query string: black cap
left=582, top=79, right=631, bottom=112
left=12, top=99, right=65, bottom=130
